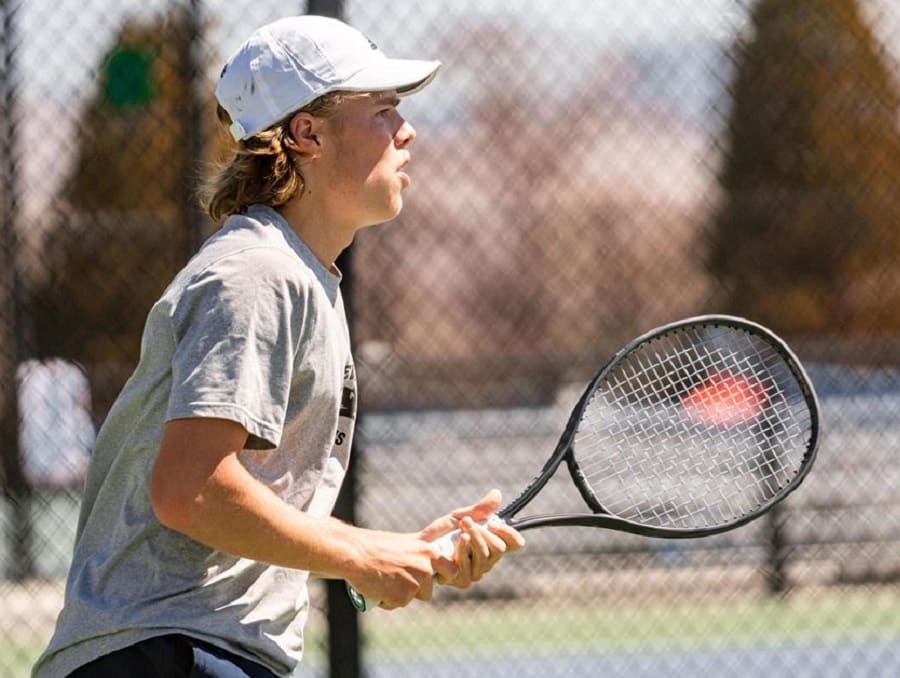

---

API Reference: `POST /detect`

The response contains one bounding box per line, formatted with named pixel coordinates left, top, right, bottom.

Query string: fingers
left=489, top=517, right=526, bottom=552
left=353, top=533, right=454, bottom=610
left=349, top=511, right=525, bottom=611
left=463, top=516, right=507, bottom=580
left=446, top=531, right=472, bottom=586
left=438, top=516, right=522, bottom=589
left=414, top=490, right=526, bottom=599
left=375, top=563, right=437, bottom=610
left=414, top=567, right=435, bottom=602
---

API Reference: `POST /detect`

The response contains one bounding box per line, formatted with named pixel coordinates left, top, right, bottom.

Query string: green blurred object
left=104, top=46, right=154, bottom=108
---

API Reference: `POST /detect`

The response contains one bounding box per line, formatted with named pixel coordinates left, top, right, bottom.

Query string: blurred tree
left=67, top=9, right=205, bottom=216
left=31, top=7, right=218, bottom=414
left=709, top=0, right=900, bottom=337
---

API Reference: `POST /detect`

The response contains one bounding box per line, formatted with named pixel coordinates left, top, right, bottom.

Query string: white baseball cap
left=215, top=15, right=441, bottom=141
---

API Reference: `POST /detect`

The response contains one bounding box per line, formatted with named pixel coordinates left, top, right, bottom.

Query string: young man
left=34, top=15, right=523, bottom=678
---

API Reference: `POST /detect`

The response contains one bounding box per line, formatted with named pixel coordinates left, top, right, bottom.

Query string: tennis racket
left=347, top=315, right=820, bottom=611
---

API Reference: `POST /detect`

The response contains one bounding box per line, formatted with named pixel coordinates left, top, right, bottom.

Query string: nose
left=395, top=118, right=416, bottom=149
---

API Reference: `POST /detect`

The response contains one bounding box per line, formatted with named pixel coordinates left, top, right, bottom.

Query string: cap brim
left=340, top=58, right=441, bottom=97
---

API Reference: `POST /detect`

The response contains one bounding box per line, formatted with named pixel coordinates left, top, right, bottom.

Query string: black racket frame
left=496, top=314, right=821, bottom=538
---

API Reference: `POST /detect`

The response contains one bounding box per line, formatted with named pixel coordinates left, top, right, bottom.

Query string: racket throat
left=566, top=454, right=609, bottom=514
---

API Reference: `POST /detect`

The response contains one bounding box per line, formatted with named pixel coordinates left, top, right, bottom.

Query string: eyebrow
left=372, top=93, right=401, bottom=107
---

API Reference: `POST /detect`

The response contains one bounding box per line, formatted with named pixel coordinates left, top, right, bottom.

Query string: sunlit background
left=2, top=1, right=900, bottom=676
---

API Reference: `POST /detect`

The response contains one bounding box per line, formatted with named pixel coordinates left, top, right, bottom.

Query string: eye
left=376, top=98, right=401, bottom=116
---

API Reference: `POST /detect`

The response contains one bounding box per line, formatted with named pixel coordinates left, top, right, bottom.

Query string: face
left=315, top=91, right=417, bottom=228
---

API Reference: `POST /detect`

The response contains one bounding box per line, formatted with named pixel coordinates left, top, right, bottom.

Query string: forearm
left=155, top=451, right=365, bottom=578
left=149, top=418, right=442, bottom=608
left=148, top=419, right=516, bottom=608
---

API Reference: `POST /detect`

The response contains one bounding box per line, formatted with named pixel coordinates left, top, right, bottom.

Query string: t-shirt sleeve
left=165, top=249, right=308, bottom=449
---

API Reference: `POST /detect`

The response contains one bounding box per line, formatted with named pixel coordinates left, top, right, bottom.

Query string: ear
left=286, top=112, right=324, bottom=157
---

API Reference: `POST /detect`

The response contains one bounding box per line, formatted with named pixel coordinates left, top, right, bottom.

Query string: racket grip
left=345, top=516, right=504, bottom=612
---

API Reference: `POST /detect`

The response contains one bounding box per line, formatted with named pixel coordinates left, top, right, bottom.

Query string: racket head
left=506, top=315, right=820, bottom=538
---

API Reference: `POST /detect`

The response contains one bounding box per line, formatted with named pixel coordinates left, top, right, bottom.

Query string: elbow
left=149, top=467, right=196, bottom=533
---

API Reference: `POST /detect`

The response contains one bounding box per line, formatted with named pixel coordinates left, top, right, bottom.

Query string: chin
left=381, top=198, right=405, bottom=223
left=357, top=192, right=405, bottom=228
left=360, top=207, right=403, bottom=230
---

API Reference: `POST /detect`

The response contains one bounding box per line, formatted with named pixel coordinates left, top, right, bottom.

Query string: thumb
left=451, top=488, right=502, bottom=522
left=419, top=489, right=503, bottom=542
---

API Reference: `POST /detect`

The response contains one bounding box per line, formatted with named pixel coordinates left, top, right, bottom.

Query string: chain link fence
left=2, top=0, right=900, bottom=676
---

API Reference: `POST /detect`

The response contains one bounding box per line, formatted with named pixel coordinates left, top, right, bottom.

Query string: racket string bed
left=572, top=326, right=812, bottom=529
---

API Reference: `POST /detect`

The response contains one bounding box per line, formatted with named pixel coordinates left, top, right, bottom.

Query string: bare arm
left=149, top=417, right=453, bottom=608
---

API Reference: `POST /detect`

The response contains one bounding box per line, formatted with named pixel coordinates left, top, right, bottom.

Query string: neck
left=277, top=194, right=357, bottom=269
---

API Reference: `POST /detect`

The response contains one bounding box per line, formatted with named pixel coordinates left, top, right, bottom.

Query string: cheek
left=328, top=151, right=371, bottom=192
left=362, top=148, right=397, bottom=187
left=331, top=124, right=396, bottom=187
left=345, top=141, right=384, bottom=174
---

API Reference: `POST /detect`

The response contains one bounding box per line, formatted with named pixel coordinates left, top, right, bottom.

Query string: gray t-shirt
left=34, top=205, right=356, bottom=677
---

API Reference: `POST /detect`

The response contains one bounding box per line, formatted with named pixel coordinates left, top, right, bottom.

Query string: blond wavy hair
left=200, top=92, right=350, bottom=223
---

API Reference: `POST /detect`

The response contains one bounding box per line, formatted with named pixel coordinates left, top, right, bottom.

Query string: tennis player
left=34, top=15, right=523, bottom=678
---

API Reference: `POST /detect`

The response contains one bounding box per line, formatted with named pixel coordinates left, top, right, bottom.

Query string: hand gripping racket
left=347, top=315, right=820, bottom=611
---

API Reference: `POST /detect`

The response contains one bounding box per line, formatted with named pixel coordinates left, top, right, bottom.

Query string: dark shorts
left=66, top=634, right=279, bottom=678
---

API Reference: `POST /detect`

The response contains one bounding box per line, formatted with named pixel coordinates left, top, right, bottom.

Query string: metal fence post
left=302, top=5, right=362, bottom=678
left=181, top=0, right=207, bottom=260
left=764, top=504, right=788, bottom=595
left=0, top=0, right=34, bottom=581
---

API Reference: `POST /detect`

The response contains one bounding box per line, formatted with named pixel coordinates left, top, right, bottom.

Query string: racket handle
left=345, top=516, right=504, bottom=612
